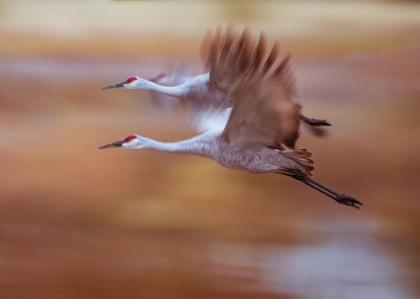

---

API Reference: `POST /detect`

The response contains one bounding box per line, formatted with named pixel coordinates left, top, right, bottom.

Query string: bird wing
left=221, top=53, right=301, bottom=150
left=149, top=66, right=230, bottom=133
left=202, top=26, right=329, bottom=140
left=201, top=26, right=271, bottom=95
left=148, top=26, right=289, bottom=133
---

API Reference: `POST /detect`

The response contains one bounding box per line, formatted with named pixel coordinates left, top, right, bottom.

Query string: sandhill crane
left=102, top=27, right=330, bottom=133
left=98, top=48, right=362, bottom=208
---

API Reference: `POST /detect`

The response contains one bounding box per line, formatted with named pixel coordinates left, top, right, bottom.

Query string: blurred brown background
left=0, top=1, right=419, bottom=298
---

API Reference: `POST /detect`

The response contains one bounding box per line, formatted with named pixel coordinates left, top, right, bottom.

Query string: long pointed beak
left=102, top=81, right=126, bottom=90
left=98, top=139, right=125, bottom=150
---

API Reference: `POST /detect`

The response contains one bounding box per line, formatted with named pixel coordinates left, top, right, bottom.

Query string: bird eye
left=126, top=77, right=137, bottom=83
left=124, top=135, right=137, bottom=142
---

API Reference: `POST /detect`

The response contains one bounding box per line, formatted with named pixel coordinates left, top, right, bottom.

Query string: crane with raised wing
left=102, top=27, right=330, bottom=134
left=99, top=43, right=361, bottom=208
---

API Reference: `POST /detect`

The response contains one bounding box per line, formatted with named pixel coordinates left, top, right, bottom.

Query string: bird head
left=102, top=76, right=144, bottom=90
left=98, top=134, right=147, bottom=150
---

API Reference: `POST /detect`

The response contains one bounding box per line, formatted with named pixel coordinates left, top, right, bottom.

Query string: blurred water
left=204, top=219, right=411, bottom=299
left=267, top=227, right=408, bottom=298
left=0, top=6, right=419, bottom=295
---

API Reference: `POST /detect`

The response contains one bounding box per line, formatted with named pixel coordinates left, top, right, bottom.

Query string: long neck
left=137, top=80, right=187, bottom=98
left=140, top=132, right=220, bottom=159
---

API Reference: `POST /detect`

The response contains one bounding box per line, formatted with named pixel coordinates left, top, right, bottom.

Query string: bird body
left=100, top=131, right=308, bottom=175
left=99, top=129, right=360, bottom=208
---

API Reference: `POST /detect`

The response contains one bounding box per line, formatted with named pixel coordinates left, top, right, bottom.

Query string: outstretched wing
left=202, top=26, right=329, bottom=139
left=201, top=26, right=273, bottom=94
left=221, top=53, right=301, bottom=150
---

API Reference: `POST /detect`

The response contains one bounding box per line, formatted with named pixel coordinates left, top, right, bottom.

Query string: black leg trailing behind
left=280, top=169, right=363, bottom=209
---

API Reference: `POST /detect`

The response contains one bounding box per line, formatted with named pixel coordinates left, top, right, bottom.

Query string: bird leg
left=280, top=169, right=362, bottom=209
left=300, top=115, right=331, bottom=127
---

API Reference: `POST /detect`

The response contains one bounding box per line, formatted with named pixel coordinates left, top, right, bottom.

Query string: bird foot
left=335, top=193, right=363, bottom=209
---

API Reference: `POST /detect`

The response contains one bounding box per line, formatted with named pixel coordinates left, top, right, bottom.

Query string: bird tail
left=280, top=146, right=314, bottom=176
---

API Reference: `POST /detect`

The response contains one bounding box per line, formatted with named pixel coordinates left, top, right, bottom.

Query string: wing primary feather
left=262, top=41, right=280, bottom=76
left=247, top=32, right=266, bottom=78
left=274, top=52, right=291, bottom=76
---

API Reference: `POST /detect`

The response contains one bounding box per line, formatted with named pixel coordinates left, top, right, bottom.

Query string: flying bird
left=98, top=45, right=362, bottom=208
left=102, top=27, right=330, bottom=134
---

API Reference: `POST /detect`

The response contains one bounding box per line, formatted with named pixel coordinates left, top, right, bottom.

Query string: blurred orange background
left=0, top=1, right=419, bottom=298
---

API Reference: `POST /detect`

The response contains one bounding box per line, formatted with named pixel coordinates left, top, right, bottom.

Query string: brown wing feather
left=221, top=54, right=315, bottom=174
left=221, top=54, right=301, bottom=150
left=202, top=26, right=302, bottom=148
left=201, top=26, right=295, bottom=100
left=202, top=26, right=265, bottom=92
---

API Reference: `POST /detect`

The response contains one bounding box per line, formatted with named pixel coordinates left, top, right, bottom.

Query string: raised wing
left=221, top=53, right=302, bottom=150
left=201, top=26, right=273, bottom=94
left=202, top=26, right=329, bottom=139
